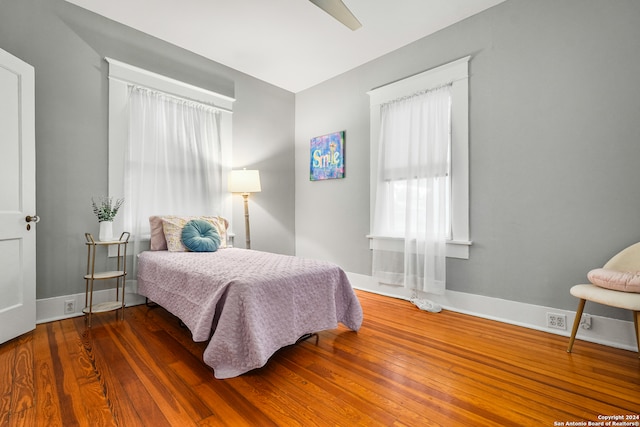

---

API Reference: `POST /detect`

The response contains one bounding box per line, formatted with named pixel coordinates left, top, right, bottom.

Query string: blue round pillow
left=181, top=219, right=221, bottom=252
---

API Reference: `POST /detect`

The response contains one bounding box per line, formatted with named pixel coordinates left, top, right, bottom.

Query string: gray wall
left=295, top=0, right=640, bottom=319
left=0, top=0, right=295, bottom=299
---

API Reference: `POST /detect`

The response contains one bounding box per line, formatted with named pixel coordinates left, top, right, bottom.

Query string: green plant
left=91, top=196, right=124, bottom=222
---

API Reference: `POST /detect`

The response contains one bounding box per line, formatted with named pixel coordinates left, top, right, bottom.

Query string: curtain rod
left=109, top=76, right=234, bottom=114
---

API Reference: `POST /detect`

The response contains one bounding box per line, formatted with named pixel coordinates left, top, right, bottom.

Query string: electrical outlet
left=546, top=313, right=567, bottom=330
left=64, top=299, right=75, bottom=314
left=580, top=314, right=592, bottom=330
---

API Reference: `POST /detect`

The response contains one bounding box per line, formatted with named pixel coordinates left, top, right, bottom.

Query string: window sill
left=367, top=235, right=471, bottom=260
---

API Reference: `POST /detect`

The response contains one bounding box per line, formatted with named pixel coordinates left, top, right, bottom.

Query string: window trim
left=106, top=57, right=235, bottom=241
left=367, top=56, right=471, bottom=259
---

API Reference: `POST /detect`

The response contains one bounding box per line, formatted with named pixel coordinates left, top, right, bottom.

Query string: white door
left=0, top=48, right=36, bottom=344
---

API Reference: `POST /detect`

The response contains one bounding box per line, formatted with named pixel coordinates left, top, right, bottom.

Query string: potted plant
left=91, top=196, right=124, bottom=241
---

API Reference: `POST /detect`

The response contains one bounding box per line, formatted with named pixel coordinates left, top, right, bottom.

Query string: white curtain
left=125, top=85, right=223, bottom=268
left=372, top=84, right=451, bottom=296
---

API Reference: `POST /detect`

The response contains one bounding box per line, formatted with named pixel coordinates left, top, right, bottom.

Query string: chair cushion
left=587, top=268, right=640, bottom=293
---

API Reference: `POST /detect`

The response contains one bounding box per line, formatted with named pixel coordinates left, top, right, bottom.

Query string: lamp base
left=242, top=193, right=251, bottom=250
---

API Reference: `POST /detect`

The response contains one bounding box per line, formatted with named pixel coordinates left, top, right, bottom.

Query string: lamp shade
left=228, top=169, right=262, bottom=193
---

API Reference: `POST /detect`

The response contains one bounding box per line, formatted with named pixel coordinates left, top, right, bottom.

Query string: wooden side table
left=84, top=232, right=130, bottom=327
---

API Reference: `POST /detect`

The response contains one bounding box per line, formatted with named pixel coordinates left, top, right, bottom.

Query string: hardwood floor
left=1, top=290, right=638, bottom=426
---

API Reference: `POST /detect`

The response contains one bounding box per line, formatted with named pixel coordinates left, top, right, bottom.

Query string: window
left=124, top=86, right=224, bottom=234
left=368, top=56, right=470, bottom=260
left=374, top=85, right=452, bottom=240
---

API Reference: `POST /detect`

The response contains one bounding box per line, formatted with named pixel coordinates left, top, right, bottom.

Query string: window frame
left=106, top=57, right=235, bottom=241
left=367, top=56, right=471, bottom=259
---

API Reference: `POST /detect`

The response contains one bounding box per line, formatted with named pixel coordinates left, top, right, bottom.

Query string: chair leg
left=634, top=311, right=639, bottom=358
left=567, top=299, right=586, bottom=353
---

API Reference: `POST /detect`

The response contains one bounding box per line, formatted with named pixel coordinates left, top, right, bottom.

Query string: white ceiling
left=64, top=0, right=505, bottom=93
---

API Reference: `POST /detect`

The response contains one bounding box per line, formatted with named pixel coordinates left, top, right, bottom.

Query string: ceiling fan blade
left=309, top=0, right=362, bottom=30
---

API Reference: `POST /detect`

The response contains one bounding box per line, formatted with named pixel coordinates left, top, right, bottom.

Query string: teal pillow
left=181, top=219, right=221, bottom=252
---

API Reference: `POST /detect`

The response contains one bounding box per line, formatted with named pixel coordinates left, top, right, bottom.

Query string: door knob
left=25, top=215, right=40, bottom=223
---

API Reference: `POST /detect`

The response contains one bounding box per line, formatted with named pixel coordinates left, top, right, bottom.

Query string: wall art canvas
left=310, top=131, right=345, bottom=181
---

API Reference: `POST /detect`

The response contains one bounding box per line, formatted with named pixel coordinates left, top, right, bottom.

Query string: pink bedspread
left=137, top=248, right=363, bottom=379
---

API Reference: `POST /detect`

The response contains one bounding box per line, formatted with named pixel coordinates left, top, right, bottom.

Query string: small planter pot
left=99, top=221, right=113, bottom=242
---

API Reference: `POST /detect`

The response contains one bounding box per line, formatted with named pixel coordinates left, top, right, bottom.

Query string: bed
left=136, top=216, right=363, bottom=379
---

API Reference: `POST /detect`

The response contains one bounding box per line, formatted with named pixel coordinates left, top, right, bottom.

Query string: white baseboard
left=36, top=289, right=146, bottom=324
left=346, top=272, right=639, bottom=353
